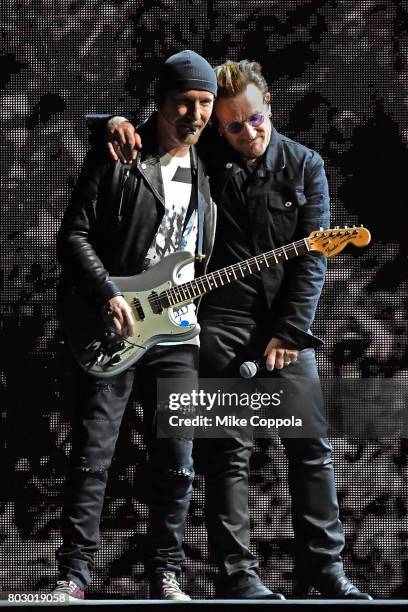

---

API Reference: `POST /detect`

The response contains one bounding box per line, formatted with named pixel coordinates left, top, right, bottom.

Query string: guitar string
left=155, top=230, right=359, bottom=307
left=152, top=238, right=309, bottom=308
left=144, top=230, right=358, bottom=310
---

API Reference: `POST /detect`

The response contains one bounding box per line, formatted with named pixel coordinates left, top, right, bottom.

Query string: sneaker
left=150, top=571, right=191, bottom=601
left=51, top=580, right=85, bottom=601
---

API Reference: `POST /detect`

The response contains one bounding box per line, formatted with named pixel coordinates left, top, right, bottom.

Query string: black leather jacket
left=57, top=114, right=216, bottom=304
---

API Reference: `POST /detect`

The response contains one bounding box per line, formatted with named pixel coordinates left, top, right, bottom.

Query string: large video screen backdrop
left=1, top=0, right=407, bottom=599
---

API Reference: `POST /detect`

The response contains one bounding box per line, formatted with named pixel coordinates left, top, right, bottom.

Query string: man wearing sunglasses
left=97, top=59, right=371, bottom=601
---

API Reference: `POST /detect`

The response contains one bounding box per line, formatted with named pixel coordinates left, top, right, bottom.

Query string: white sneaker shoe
left=52, top=579, right=85, bottom=601
left=150, top=571, right=191, bottom=600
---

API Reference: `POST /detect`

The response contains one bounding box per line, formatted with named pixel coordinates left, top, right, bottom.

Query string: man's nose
left=188, top=101, right=201, bottom=121
left=242, top=122, right=257, bottom=139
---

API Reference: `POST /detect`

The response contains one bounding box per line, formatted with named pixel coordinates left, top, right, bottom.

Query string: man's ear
left=264, top=92, right=271, bottom=104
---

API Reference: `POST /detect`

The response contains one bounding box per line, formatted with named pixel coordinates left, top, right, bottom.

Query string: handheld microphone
left=239, top=358, right=267, bottom=379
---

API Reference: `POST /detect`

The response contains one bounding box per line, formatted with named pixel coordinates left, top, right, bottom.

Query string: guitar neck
left=160, top=237, right=310, bottom=308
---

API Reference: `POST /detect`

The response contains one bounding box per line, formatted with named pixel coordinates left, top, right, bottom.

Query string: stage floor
left=0, top=598, right=406, bottom=610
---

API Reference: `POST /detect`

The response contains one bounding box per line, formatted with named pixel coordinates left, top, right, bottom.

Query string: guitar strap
left=196, top=190, right=206, bottom=260
left=180, top=146, right=205, bottom=259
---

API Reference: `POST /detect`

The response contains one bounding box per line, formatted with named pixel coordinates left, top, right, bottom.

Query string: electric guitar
left=61, top=226, right=371, bottom=378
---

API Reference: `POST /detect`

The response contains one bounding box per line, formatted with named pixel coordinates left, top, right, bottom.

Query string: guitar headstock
left=308, top=225, right=371, bottom=258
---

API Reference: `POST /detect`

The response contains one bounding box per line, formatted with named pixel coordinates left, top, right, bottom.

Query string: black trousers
left=56, top=344, right=198, bottom=589
left=198, top=321, right=345, bottom=586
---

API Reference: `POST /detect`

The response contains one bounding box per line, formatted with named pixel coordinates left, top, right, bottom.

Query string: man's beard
left=176, top=127, right=201, bottom=145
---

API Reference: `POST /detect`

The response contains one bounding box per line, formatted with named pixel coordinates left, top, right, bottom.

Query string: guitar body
left=61, top=251, right=200, bottom=378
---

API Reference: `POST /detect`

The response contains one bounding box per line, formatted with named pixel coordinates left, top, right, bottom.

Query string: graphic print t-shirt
left=143, top=150, right=198, bottom=344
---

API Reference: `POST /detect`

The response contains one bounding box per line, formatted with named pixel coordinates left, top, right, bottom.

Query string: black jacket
left=57, top=114, right=217, bottom=304
left=79, top=115, right=328, bottom=349
left=200, top=127, right=330, bottom=349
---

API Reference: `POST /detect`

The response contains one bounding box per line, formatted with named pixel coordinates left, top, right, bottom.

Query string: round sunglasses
left=224, top=112, right=265, bottom=135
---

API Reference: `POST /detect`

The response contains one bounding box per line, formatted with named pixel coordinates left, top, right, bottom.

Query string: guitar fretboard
left=155, top=237, right=310, bottom=309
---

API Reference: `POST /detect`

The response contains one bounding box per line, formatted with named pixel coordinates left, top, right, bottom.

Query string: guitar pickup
left=132, top=297, right=145, bottom=320
left=132, top=298, right=145, bottom=321
left=148, top=291, right=163, bottom=314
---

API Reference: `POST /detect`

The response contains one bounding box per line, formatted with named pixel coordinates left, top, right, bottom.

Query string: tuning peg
left=320, top=227, right=324, bottom=231
left=334, top=225, right=339, bottom=229
left=344, top=225, right=348, bottom=229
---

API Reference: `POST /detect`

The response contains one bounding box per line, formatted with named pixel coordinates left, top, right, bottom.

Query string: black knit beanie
left=158, top=50, right=217, bottom=99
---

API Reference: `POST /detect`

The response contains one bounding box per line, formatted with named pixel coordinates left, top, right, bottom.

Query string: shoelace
left=161, top=573, right=185, bottom=596
left=54, top=580, right=79, bottom=595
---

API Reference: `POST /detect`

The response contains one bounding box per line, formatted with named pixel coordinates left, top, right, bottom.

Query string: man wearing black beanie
left=158, top=49, right=218, bottom=103
left=52, top=50, right=218, bottom=601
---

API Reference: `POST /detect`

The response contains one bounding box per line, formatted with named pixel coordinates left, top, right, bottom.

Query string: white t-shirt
left=143, top=150, right=198, bottom=345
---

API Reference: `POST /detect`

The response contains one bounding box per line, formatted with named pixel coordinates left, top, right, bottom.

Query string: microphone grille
left=239, top=361, right=257, bottom=378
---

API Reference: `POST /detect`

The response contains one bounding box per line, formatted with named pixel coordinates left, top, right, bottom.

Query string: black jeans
left=198, top=321, right=345, bottom=586
left=56, top=344, right=198, bottom=589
